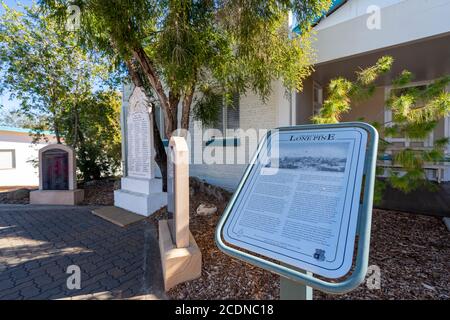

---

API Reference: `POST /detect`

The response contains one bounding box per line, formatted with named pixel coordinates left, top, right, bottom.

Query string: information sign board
left=218, top=124, right=376, bottom=282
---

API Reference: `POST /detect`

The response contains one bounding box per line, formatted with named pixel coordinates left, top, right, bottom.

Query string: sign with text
left=222, top=127, right=368, bottom=278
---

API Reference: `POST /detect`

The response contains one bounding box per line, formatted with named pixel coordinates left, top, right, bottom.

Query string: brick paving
left=0, top=205, right=165, bottom=300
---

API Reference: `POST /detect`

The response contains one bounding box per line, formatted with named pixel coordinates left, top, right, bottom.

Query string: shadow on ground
left=0, top=205, right=165, bottom=300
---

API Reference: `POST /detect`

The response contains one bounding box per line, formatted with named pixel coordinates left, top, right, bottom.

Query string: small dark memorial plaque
left=42, top=149, right=69, bottom=190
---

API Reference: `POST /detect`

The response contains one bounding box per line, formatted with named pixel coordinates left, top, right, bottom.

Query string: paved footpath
left=0, top=205, right=166, bottom=300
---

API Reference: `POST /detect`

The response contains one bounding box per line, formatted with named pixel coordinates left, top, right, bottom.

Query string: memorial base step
left=158, top=219, right=202, bottom=291
left=29, top=189, right=84, bottom=205
left=120, top=177, right=163, bottom=195
left=114, top=189, right=167, bottom=217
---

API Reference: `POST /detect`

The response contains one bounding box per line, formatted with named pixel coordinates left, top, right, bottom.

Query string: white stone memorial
left=114, top=86, right=167, bottom=217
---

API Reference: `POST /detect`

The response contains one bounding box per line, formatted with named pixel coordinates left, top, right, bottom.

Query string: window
left=0, top=149, right=16, bottom=170
left=313, top=82, right=323, bottom=116
left=214, top=93, right=240, bottom=133
left=206, top=93, right=240, bottom=146
left=384, top=83, right=433, bottom=148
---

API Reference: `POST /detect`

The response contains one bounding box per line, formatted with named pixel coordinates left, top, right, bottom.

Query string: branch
left=125, top=60, right=143, bottom=87
left=132, top=46, right=175, bottom=136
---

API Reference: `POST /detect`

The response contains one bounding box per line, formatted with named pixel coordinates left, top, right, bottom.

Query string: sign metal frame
left=215, top=122, right=379, bottom=294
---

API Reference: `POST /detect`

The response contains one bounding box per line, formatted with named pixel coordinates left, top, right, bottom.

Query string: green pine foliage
left=312, top=55, right=450, bottom=198
left=382, top=73, right=450, bottom=193
left=312, top=56, right=393, bottom=124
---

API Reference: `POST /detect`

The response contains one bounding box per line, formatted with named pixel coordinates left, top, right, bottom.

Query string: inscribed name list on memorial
left=223, top=127, right=368, bottom=278
left=127, top=90, right=152, bottom=179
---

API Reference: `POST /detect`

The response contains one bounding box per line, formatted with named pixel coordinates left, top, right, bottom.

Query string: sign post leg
left=280, top=270, right=313, bottom=300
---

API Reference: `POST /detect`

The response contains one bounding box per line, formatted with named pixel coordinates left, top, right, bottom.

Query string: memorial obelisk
left=114, top=85, right=167, bottom=216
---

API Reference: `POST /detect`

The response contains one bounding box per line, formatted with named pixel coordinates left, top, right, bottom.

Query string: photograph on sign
left=222, top=127, right=368, bottom=278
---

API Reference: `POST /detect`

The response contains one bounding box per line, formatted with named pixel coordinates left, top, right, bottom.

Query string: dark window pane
left=215, top=97, right=225, bottom=132
left=226, top=93, right=240, bottom=130
left=0, top=150, right=15, bottom=169
left=154, top=105, right=166, bottom=139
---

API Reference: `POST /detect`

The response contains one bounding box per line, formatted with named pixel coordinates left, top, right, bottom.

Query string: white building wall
left=314, top=0, right=450, bottom=64
left=0, top=132, right=51, bottom=187
left=314, top=0, right=403, bottom=31
left=189, top=81, right=289, bottom=190
left=120, top=80, right=292, bottom=191
left=240, top=88, right=277, bottom=130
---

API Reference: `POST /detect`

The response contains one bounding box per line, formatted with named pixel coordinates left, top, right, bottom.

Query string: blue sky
left=1, top=0, right=29, bottom=12
left=0, top=0, right=33, bottom=13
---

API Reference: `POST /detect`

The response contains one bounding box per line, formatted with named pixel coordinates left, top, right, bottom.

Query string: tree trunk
left=72, top=105, right=79, bottom=148
left=153, top=113, right=168, bottom=191
left=54, top=119, right=61, bottom=144
left=168, top=91, right=180, bottom=136
left=181, top=89, right=194, bottom=131
left=132, top=46, right=176, bottom=138
left=76, top=127, right=88, bottom=181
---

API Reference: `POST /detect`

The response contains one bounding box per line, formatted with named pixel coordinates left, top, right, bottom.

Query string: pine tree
left=381, top=71, right=450, bottom=194
left=312, top=56, right=450, bottom=201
